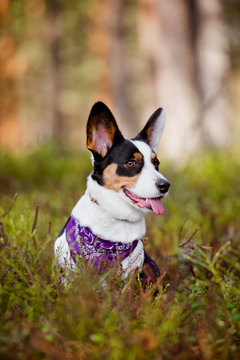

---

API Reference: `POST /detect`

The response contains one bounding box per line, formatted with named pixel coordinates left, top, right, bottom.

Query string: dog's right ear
left=133, top=108, right=165, bottom=152
left=87, top=102, right=124, bottom=158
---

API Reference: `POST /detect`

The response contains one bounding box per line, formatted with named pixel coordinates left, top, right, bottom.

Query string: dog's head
left=86, top=102, right=170, bottom=221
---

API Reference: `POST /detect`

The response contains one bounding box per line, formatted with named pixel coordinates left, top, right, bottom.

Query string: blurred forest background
left=0, top=0, right=240, bottom=163
left=2, top=2, right=240, bottom=358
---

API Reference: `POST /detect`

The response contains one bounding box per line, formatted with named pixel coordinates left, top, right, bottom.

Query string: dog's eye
left=152, top=158, right=160, bottom=170
left=127, top=160, right=136, bottom=167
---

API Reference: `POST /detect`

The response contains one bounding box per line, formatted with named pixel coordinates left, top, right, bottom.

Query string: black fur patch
left=57, top=217, right=71, bottom=238
left=91, top=139, right=144, bottom=186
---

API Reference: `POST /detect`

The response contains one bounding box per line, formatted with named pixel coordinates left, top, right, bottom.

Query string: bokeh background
left=1, top=0, right=240, bottom=163
left=1, top=2, right=240, bottom=358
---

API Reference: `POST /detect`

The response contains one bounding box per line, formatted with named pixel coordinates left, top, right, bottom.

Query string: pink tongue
left=148, top=198, right=165, bottom=215
left=124, top=190, right=165, bottom=215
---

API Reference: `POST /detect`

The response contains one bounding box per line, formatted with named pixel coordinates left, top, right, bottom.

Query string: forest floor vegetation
left=0, top=145, right=240, bottom=359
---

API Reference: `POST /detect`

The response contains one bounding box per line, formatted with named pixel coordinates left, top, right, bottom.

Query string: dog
left=54, top=101, right=170, bottom=283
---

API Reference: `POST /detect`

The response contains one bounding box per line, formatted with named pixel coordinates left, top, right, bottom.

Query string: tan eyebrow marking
left=152, top=153, right=157, bottom=160
left=133, top=152, right=143, bottom=160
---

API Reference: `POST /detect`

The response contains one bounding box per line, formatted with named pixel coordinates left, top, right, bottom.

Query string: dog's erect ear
left=87, top=102, right=124, bottom=158
left=134, top=108, right=165, bottom=152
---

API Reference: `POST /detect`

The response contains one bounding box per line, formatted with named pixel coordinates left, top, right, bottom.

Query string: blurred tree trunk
left=195, top=0, right=230, bottom=148
left=108, top=0, right=135, bottom=136
left=88, top=0, right=135, bottom=137
left=47, top=0, right=64, bottom=144
left=138, top=0, right=200, bottom=163
left=0, top=0, right=21, bottom=151
left=138, top=0, right=230, bottom=163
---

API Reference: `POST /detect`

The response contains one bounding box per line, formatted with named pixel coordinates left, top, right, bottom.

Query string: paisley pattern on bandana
left=65, top=217, right=141, bottom=272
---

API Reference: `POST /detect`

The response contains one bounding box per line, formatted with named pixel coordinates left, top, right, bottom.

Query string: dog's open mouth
left=123, top=189, right=165, bottom=215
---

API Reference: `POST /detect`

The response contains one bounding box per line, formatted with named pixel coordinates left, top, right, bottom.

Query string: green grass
left=0, top=146, right=240, bottom=359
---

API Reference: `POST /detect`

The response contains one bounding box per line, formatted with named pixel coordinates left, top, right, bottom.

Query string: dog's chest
left=65, top=217, right=144, bottom=277
left=71, top=192, right=146, bottom=243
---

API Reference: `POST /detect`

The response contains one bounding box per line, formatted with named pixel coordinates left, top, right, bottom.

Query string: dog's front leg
left=140, top=251, right=160, bottom=287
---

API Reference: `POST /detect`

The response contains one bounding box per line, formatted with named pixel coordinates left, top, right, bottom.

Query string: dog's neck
left=71, top=176, right=146, bottom=243
left=89, top=193, right=138, bottom=223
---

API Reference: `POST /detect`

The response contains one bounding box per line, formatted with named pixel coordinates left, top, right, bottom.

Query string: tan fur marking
left=133, top=152, right=143, bottom=160
left=103, top=164, right=140, bottom=192
left=151, top=153, right=157, bottom=160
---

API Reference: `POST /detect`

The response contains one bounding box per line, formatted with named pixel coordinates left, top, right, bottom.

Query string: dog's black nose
left=156, top=179, right=170, bottom=194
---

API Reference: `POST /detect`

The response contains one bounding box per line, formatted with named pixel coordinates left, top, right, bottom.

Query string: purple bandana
left=65, top=217, right=139, bottom=272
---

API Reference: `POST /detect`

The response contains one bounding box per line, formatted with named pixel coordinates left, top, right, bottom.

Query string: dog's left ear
left=134, top=108, right=165, bottom=152
left=87, top=101, right=124, bottom=158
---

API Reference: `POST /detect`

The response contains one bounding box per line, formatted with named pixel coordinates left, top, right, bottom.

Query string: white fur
left=72, top=181, right=146, bottom=243
left=121, top=240, right=144, bottom=278
left=54, top=232, right=76, bottom=270
left=150, top=109, right=166, bottom=152
left=130, top=141, right=168, bottom=199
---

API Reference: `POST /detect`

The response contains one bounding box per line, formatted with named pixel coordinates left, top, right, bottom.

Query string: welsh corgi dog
left=54, top=102, right=170, bottom=282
